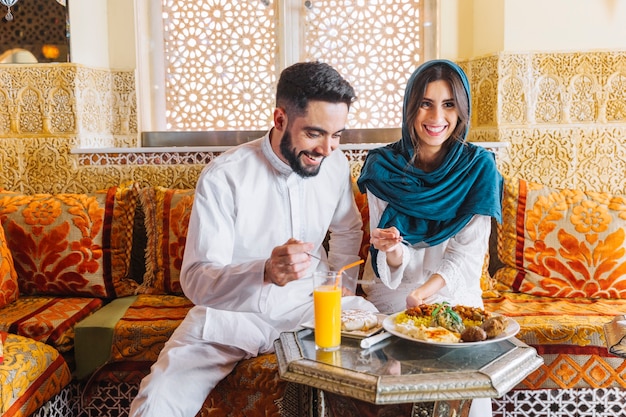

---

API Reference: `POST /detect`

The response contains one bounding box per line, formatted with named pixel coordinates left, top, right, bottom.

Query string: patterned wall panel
left=1, top=51, right=626, bottom=195
left=465, top=51, right=626, bottom=193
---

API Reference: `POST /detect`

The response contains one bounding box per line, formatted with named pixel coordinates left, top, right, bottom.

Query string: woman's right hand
left=371, top=227, right=402, bottom=252
left=371, top=227, right=404, bottom=267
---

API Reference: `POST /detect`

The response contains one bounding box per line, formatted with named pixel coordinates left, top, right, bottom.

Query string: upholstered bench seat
left=75, top=294, right=194, bottom=385
left=0, top=332, right=72, bottom=417
left=484, top=292, right=626, bottom=390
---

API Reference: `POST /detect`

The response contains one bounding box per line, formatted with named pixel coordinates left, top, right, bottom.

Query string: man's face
left=277, top=101, right=349, bottom=177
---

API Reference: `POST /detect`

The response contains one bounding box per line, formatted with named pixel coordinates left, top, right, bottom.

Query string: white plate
left=301, top=313, right=388, bottom=339
left=382, top=312, right=520, bottom=348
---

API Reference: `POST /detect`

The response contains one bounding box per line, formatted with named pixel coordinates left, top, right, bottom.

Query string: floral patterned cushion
left=0, top=332, right=71, bottom=417
left=140, top=187, right=194, bottom=295
left=0, top=184, right=140, bottom=298
left=495, top=177, right=626, bottom=298
left=0, top=221, right=18, bottom=308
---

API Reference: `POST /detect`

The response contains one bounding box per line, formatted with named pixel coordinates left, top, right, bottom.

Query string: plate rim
left=301, top=313, right=388, bottom=339
left=382, top=311, right=520, bottom=348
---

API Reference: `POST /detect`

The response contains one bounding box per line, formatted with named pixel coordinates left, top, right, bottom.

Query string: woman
left=357, top=58, right=503, bottom=417
left=357, top=59, right=503, bottom=314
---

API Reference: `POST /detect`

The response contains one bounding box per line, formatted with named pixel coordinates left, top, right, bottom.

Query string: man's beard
left=280, top=130, right=324, bottom=177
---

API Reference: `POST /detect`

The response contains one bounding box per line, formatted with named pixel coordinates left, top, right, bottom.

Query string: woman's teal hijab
left=357, top=59, right=503, bottom=275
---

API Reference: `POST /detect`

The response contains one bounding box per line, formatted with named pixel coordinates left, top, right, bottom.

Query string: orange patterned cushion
left=0, top=184, right=140, bottom=298
left=495, top=177, right=626, bottom=298
left=0, top=222, right=18, bottom=308
left=197, top=353, right=287, bottom=417
left=0, top=295, right=103, bottom=352
left=140, top=187, right=194, bottom=294
left=110, top=294, right=193, bottom=363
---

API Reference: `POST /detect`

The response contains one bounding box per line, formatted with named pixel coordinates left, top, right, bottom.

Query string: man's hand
left=264, top=238, right=314, bottom=286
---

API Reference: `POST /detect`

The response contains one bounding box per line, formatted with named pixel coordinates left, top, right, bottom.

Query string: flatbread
left=341, top=309, right=379, bottom=332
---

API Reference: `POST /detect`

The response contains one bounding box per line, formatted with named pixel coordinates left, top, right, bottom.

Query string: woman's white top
left=361, top=190, right=491, bottom=314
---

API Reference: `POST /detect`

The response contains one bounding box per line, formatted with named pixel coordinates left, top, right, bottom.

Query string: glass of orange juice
left=313, top=271, right=342, bottom=351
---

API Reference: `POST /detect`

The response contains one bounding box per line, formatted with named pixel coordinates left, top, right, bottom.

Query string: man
left=129, top=61, right=377, bottom=417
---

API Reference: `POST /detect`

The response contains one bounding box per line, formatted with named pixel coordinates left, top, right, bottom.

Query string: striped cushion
left=140, top=187, right=194, bottom=295
left=0, top=296, right=103, bottom=353
left=484, top=292, right=626, bottom=389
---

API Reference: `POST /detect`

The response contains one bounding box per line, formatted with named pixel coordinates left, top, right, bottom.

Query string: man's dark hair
left=276, top=61, right=356, bottom=118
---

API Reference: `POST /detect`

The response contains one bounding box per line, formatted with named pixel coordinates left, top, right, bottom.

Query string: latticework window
left=159, top=0, right=435, bottom=131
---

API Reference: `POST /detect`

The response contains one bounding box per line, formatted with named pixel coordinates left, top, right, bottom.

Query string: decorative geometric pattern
left=161, top=0, right=277, bottom=131
left=492, top=388, right=626, bottom=417
left=0, top=65, right=136, bottom=148
left=158, top=0, right=427, bottom=131
left=303, top=0, right=425, bottom=129
left=1, top=51, right=625, bottom=196
left=31, top=382, right=626, bottom=417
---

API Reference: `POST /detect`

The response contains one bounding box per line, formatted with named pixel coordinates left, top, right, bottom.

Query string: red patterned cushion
left=0, top=222, right=18, bottom=308
left=0, top=295, right=103, bottom=352
left=140, top=187, right=194, bottom=294
left=0, top=184, right=140, bottom=298
left=495, top=177, right=626, bottom=298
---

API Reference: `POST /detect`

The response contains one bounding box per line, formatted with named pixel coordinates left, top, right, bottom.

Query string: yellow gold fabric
left=140, top=187, right=194, bottom=295
left=0, top=332, right=71, bottom=417
left=0, top=295, right=103, bottom=353
left=0, top=184, right=141, bottom=298
left=495, top=177, right=626, bottom=298
left=484, top=291, right=626, bottom=389
left=0, top=222, right=18, bottom=308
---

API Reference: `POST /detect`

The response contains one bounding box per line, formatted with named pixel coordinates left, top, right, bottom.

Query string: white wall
left=504, top=0, right=626, bottom=51
left=68, top=0, right=135, bottom=69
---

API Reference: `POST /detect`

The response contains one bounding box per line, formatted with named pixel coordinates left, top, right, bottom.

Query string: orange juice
left=313, top=284, right=341, bottom=350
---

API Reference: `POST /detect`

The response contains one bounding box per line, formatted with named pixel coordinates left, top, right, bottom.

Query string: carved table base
left=324, top=391, right=471, bottom=417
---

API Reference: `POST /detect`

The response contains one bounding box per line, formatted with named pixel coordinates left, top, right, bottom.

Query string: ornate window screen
left=159, top=0, right=436, bottom=132
left=304, top=0, right=428, bottom=128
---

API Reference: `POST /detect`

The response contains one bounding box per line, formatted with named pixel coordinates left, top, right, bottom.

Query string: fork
left=306, top=252, right=334, bottom=269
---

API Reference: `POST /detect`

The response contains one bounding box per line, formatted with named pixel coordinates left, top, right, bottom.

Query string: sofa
left=2, top=159, right=626, bottom=417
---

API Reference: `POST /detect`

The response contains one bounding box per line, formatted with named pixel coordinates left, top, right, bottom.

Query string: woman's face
left=413, top=79, right=459, bottom=151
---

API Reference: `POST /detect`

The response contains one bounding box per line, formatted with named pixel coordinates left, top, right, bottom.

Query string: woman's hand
left=406, top=288, right=425, bottom=308
left=371, top=227, right=403, bottom=267
left=406, top=274, right=446, bottom=308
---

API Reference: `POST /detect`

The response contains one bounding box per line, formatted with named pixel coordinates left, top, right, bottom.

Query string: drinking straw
left=335, top=259, right=364, bottom=289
